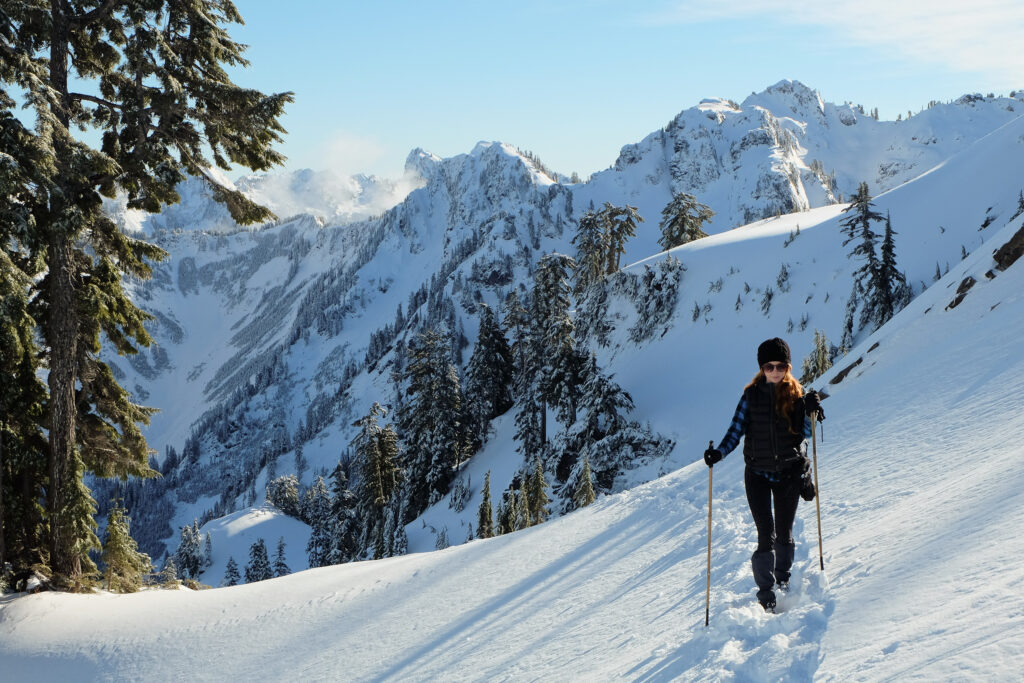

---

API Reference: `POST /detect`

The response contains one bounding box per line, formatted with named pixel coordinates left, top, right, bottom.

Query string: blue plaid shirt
left=717, top=394, right=813, bottom=459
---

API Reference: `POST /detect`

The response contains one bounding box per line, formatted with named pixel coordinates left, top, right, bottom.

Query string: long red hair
left=746, top=368, right=804, bottom=434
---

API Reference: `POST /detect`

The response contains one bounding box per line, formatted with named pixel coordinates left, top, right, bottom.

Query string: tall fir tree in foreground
left=1, top=0, right=291, bottom=588
left=658, top=192, right=714, bottom=251
left=101, top=504, right=152, bottom=593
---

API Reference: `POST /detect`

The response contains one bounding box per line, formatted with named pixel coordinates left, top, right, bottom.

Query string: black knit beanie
left=757, top=337, right=791, bottom=367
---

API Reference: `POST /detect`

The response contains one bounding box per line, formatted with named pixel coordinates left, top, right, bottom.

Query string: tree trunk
left=47, top=233, right=81, bottom=581
left=46, top=1, right=81, bottom=582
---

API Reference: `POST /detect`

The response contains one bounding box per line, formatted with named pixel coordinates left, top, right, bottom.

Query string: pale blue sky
left=224, top=0, right=1023, bottom=179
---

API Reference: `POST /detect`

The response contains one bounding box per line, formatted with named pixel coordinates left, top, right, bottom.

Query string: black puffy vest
left=742, top=382, right=807, bottom=472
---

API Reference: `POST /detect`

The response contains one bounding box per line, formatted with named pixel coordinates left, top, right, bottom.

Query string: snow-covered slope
left=3, top=212, right=1023, bottom=677
left=87, top=81, right=1024, bottom=576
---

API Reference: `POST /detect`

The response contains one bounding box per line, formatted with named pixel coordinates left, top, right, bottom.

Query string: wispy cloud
left=321, top=130, right=389, bottom=178
left=644, top=0, right=1024, bottom=84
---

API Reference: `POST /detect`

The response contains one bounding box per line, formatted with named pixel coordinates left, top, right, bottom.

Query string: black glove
left=804, top=390, right=825, bottom=421
left=800, top=476, right=816, bottom=501
left=704, top=447, right=723, bottom=467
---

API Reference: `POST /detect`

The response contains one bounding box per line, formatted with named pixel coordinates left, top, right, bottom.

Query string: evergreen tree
left=600, top=203, right=644, bottom=274
left=525, top=458, right=551, bottom=526
left=464, top=304, right=514, bottom=447
left=502, top=290, right=532, bottom=399
left=328, top=462, right=359, bottom=565
left=398, top=330, right=466, bottom=517
left=304, top=477, right=332, bottom=568
left=477, top=471, right=494, bottom=539
left=840, top=182, right=883, bottom=332
left=874, top=212, right=910, bottom=328
left=658, top=192, right=714, bottom=251
left=800, top=330, right=835, bottom=385
left=579, top=356, right=634, bottom=445
left=515, top=489, right=531, bottom=531
left=574, top=455, right=596, bottom=508
left=266, top=474, right=302, bottom=518
left=352, top=403, right=401, bottom=559
left=531, top=254, right=582, bottom=428
left=174, top=520, right=202, bottom=580
left=223, top=556, right=240, bottom=587
left=2, top=0, right=290, bottom=588
left=571, top=210, right=607, bottom=293
left=101, top=504, right=152, bottom=593
left=198, top=534, right=210, bottom=572
left=158, top=556, right=179, bottom=588
left=0, top=251, right=49, bottom=578
left=497, top=491, right=516, bottom=535
left=245, top=538, right=272, bottom=583
left=273, top=537, right=290, bottom=577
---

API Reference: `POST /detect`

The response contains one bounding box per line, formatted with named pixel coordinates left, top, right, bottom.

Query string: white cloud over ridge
left=646, top=0, right=1024, bottom=84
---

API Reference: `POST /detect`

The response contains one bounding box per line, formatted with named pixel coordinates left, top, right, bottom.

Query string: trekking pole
left=811, top=414, right=825, bottom=571
left=705, top=440, right=713, bottom=627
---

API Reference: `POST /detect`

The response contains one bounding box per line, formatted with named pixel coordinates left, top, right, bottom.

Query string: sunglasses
left=761, top=362, right=789, bottom=373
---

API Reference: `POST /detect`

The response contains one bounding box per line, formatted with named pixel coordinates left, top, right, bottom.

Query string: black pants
left=744, top=466, right=801, bottom=605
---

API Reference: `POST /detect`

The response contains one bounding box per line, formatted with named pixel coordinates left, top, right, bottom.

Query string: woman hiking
left=704, top=337, right=823, bottom=612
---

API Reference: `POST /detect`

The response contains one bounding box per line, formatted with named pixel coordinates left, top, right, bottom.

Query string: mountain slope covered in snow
left=2, top=187, right=1023, bottom=676
left=87, top=82, right=1024, bottom=577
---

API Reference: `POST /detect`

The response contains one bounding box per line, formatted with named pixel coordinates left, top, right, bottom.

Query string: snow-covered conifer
left=525, top=458, right=551, bottom=525
left=101, top=504, right=153, bottom=593
left=223, top=557, right=240, bottom=587
left=158, top=557, right=179, bottom=588
left=600, top=203, right=644, bottom=274
left=571, top=210, right=607, bottom=292
left=574, top=456, right=596, bottom=508
left=304, top=477, right=332, bottom=568
left=267, top=475, right=302, bottom=519
left=800, top=330, right=835, bottom=384
left=464, top=304, right=514, bottom=447
left=174, top=520, right=202, bottom=580
left=203, top=533, right=213, bottom=570
left=352, top=404, right=400, bottom=558
left=328, top=462, right=360, bottom=565
left=245, top=538, right=272, bottom=583
left=398, top=330, right=466, bottom=517
left=273, top=537, right=290, bottom=577
left=477, top=471, right=495, bottom=539
left=531, top=254, right=582, bottom=427
left=658, top=192, right=714, bottom=251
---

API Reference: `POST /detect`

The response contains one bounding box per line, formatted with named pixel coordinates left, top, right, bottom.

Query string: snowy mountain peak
left=743, top=79, right=826, bottom=118
left=404, top=147, right=443, bottom=180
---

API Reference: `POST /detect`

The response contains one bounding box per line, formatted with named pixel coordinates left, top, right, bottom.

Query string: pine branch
left=68, top=0, right=120, bottom=29
left=68, top=92, right=122, bottom=110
